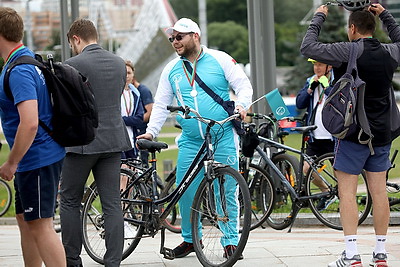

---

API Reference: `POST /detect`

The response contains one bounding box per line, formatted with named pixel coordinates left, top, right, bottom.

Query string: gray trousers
left=60, top=152, right=123, bottom=267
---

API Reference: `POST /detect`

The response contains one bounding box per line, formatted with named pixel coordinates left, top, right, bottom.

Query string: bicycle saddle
left=290, top=125, right=318, bottom=133
left=136, top=139, right=168, bottom=153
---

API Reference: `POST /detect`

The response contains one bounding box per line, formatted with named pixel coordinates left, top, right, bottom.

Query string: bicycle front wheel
left=81, top=169, right=147, bottom=264
left=246, top=163, right=275, bottom=230
left=306, top=153, right=372, bottom=230
left=0, top=179, right=12, bottom=217
left=266, top=153, right=299, bottom=230
left=191, top=166, right=251, bottom=267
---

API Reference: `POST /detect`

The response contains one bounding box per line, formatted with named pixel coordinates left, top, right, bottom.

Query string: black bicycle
left=254, top=125, right=372, bottom=231
left=81, top=106, right=252, bottom=267
left=0, top=179, right=12, bottom=217
left=386, top=150, right=400, bottom=212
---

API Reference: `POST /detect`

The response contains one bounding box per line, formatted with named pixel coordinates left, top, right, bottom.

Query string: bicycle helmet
left=336, top=0, right=371, bottom=11
left=308, top=58, right=317, bottom=64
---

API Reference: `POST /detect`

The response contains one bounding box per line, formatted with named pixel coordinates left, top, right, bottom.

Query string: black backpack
left=322, top=42, right=374, bottom=154
left=4, top=54, right=98, bottom=147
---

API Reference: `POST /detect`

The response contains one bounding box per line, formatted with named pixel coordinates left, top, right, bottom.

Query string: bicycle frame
left=257, top=134, right=333, bottom=203
left=121, top=123, right=228, bottom=229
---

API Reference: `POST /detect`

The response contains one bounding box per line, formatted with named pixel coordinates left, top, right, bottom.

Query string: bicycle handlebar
left=167, top=105, right=185, bottom=113
left=167, top=105, right=240, bottom=126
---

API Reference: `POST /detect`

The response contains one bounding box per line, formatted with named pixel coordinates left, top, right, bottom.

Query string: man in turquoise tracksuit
left=138, top=18, right=253, bottom=259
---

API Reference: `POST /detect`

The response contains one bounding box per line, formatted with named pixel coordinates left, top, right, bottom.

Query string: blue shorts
left=14, top=159, right=63, bottom=221
left=333, top=139, right=391, bottom=175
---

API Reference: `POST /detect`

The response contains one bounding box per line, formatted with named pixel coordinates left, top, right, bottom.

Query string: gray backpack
left=321, top=42, right=374, bottom=154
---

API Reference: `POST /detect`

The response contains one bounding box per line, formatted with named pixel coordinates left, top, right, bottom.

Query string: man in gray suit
left=60, top=19, right=131, bottom=267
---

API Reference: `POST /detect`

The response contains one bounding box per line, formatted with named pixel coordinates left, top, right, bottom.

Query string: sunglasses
left=168, top=32, right=193, bottom=43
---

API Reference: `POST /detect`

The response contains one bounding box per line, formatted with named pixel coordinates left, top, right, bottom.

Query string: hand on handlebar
left=235, top=105, right=246, bottom=120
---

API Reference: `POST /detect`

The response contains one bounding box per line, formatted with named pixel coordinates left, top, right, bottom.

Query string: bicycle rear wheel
left=306, top=153, right=372, bottom=230
left=0, top=179, right=12, bottom=217
left=245, top=163, right=275, bottom=230
left=81, top=169, right=147, bottom=264
left=266, top=153, right=299, bottom=230
left=191, top=166, right=251, bottom=267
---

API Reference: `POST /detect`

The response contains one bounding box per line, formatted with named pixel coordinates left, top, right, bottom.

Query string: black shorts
left=14, top=159, right=63, bottom=221
left=306, top=138, right=335, bottom=158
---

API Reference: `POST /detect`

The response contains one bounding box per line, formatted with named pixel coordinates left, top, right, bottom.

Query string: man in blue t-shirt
left=0, top=7, right=66, bottom=267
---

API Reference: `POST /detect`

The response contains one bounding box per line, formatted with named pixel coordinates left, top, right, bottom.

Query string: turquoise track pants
left=175, top=133, right=240, bottom=246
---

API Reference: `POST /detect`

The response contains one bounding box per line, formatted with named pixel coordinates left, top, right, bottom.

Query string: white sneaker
left=369, top=253, right=388, bottom=267
left=328, top=251, right=363, bottom=267
left=124, top=221, right=137, bottom=239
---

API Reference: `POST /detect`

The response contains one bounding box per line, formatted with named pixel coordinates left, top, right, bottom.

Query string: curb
left=1, top=213, right=400, bottom=227
left=0, top=217, right=17, bottom=225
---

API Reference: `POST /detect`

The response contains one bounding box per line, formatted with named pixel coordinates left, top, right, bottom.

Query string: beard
left=176, top=40, right=198, bottom=59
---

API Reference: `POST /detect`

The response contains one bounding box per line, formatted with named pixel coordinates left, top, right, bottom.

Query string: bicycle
left=81, top=106, right=252, bottom=267
left=237, top=113, right=299, bottom=230
left=254, top=125, right=372, bottom=231
left=0, top=178, right=12, bottom=217
left=385, top=150, right=400, bottom=212
left=157, top=118, right=276, bottom=233
left=121, top=157, right=182, bottom=233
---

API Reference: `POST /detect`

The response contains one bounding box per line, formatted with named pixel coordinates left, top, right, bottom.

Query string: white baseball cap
left=166, top=18, right=201, bottom=36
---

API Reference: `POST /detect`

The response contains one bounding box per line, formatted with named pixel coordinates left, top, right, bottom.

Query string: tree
left=44, top=29, right=62, bottom=61
left=274, top=0, right=313, bottom=24
left=207, top=0, right=247, bottom=27
left=169, top=0, right=198, bottom=22
left=208, top=21, right=249, bottom=63
left=284, top=6, right=347, bottom=94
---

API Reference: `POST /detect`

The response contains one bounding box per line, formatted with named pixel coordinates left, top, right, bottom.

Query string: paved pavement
left=1, top=220, right=400, bottom=267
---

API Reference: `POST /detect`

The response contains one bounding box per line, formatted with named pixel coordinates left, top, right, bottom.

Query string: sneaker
left=172, top=241, right=195, bottom=258
left=223, top=245, right=244, bottom=260
left=328, top=251, right=363, bottom=267
left=124, top=221, right=137, bottom=239
left=317, top=195, right=338, bottom=211
left=369, top=253, right=388, bottom=267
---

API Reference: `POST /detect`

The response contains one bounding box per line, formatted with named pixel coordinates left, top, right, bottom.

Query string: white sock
left=374, top=235, right=387, bottom=255
left=344, top=235, right=358, bottom=258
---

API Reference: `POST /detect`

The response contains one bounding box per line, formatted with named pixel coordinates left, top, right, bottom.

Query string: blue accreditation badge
left=265, top=88, right=290, bottom=120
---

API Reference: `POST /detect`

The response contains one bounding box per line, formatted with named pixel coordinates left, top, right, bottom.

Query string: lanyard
left=182, top=50, right=202, bottom=87
left=4, top=44, right=25, bottom=66
left=122, top=89, right=133, bottom=115
left=317, top=86, right=325, bottom=104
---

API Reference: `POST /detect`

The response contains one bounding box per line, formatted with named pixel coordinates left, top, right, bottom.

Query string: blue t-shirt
left=0, top=47, right=65, bottom=172
left=137, top=83, right=153, bottom=132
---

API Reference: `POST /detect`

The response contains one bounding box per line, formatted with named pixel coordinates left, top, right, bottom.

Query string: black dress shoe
left=223, top=245, right=244, bottom=260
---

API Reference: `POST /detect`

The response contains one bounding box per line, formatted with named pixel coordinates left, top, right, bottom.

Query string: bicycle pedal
left=161, top=247, right=175, bottom=260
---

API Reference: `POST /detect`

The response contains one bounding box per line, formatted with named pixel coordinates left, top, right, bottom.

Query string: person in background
left=131, top=66, right=154, bottom=167
left=301, top=3, right=400, bottom=267
left=137, top=18, right=252, bottom=259
left=120, top=60, right=144, bottom=238
left=0, top=7, right=66, bottom=267
left=60, top=18, right=131, bottom=267
left=121, top=60, right=144, bottom=160
left=296, top=58, right=335, bottom=211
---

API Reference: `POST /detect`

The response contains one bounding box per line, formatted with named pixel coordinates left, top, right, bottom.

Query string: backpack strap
left=4, top=55, right=45, bottom=100
left=348, top=42, right=375, bottom=155
left=3, top=55, right=52, bottom=135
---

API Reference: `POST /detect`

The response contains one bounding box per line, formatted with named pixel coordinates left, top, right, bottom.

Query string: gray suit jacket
left=65, top=44, right=132, bottom=154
